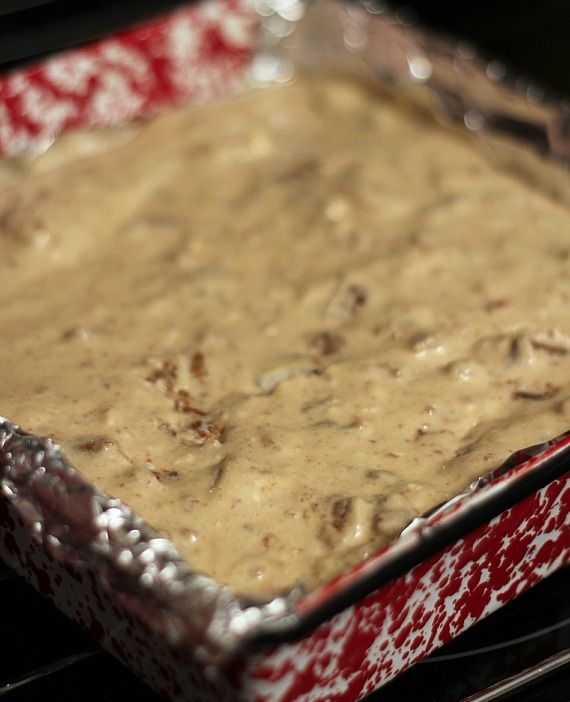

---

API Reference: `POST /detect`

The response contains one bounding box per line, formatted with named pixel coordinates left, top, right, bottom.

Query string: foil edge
left=0, top=418, right=301, bottom=668
left=2, top=0, right=570, bottom=667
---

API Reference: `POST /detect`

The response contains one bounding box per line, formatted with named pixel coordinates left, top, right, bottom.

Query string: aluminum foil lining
left=0, top=418, right=302, bottom=670
left=252, top=0, right=570, bottom=206
left=2, top=0, right=570, bottom=668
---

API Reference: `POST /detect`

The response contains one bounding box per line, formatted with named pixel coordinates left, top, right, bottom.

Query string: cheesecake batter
left=2, top=77, right=570, bottom=597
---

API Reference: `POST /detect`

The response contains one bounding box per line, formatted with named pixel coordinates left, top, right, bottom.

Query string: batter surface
left=2, top=77, right=570, bottom=597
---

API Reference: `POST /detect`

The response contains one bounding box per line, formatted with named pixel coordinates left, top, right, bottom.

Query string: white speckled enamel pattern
left=2, top=429, right=569, bottom=701
left=0, top=0, right=256, bottom=157
left=1, top=2, right=570, bottom=701
left=240, top=454, right=570, bottom=701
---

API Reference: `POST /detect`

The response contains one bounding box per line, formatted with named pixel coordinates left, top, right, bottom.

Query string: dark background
left=1, top=1, right=570, bottom=701
left=0, top=0, right=570, bottom=97
left=399, top=0, right=570, bottom=97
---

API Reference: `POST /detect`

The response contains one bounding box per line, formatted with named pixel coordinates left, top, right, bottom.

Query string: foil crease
left=252, top=0, right=570, bottom=200
left=2, top=0, right=570, bottom=667
left=0, top=419, right=300, bottom=668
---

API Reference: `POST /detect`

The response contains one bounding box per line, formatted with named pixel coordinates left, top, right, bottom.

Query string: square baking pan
left=1, top=1, right=570, bottom=700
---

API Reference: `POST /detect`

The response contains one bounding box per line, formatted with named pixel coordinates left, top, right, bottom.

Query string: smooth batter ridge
left=2, top=77, right=570, bottom=597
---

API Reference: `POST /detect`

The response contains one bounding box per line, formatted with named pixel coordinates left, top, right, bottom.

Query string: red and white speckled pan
left=1, top=1, right=570, bottom=701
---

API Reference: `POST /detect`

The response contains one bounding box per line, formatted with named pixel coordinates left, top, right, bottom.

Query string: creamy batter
left=2, top=77, right=570, bottom=598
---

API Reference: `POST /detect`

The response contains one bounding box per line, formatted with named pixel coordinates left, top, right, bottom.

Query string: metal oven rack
left=0, top=559, right=159, bottom=701
left=1, top=556, right=569, bottom=701
left=1, top=1, right=569, bottom=700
